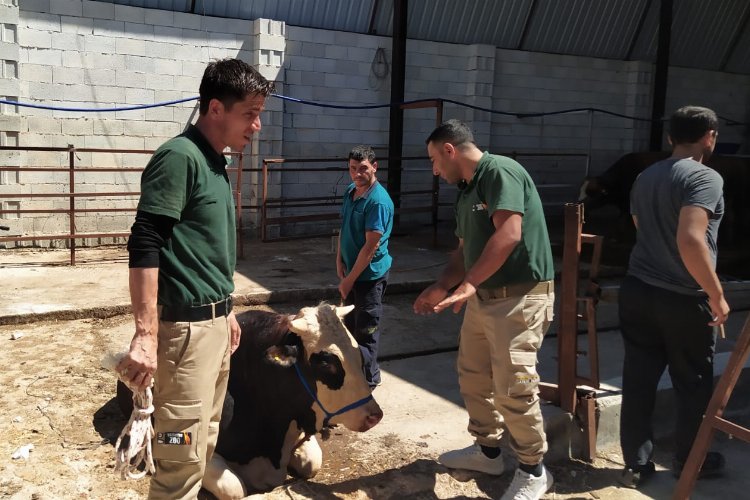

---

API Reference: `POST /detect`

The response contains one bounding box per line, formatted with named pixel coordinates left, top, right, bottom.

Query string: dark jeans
left=344, top=273, right=388, bottom=388
left=619, top=275, right=717, bottom=467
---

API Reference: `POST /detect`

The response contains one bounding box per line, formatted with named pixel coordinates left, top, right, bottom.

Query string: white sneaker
left=437, top=444, right=504, bottom=475
left=500, top=465, right=554, bottom=500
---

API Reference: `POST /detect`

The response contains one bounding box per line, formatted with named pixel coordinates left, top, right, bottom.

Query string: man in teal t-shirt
left=337, top=145, right=394, bottom=388
left=414, top=120, right=555, bottom=500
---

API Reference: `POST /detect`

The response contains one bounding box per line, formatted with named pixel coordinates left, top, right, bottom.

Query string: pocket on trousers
left=153, top=400, right=202, bottom=463
left=507, top=350, right=540, bottom=398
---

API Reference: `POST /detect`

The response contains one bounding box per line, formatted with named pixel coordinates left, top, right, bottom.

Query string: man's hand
left=708, top=294, right=730, bottom=326
left=336, top=259, right=347, bottom=280
left=338, top=275, right=354, bottom=300
left=434, top=281, right=476, bottom=314
left=228, top=311, right=241, bottom=353
left=413, top=283, right=450, bottom=315
left=116, top=333, right=158, bottom=391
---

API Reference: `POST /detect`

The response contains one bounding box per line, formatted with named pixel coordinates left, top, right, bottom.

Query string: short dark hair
left=425, top=119, right=475, bottom=146
left=669, top=106, right=719, bottom=145
left=348, top=145, right=377, bottom=164
left=199, top=58, right=275, bottom=115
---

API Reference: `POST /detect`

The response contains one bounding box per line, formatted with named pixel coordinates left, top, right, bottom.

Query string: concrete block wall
left=4, top=0, right=256, bottom=246
left=3, top=1, right=748, bottom=245
left=665, top=66, right=750, bottom=153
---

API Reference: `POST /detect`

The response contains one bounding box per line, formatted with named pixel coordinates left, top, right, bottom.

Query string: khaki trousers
left=457, top=288, right=554, bottom=465
left=148, top=314, right=231, bottom=500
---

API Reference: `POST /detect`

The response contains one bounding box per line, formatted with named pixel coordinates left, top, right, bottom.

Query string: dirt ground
left=0, top=312, right=690, bottom=500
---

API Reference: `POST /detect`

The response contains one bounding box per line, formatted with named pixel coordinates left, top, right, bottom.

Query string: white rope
left=114, top=378, right=156, bottom=480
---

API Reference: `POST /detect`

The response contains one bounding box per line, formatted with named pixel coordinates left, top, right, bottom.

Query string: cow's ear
left=335, top=305, right=355, bottom=319
left=289, top=316, right=308, bottom=334
left=265, top=345, right=298, bottom=367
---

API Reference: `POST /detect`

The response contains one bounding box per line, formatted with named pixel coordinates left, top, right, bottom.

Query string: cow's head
left=265, top=303, right=383, bottom=432
left=578, top=176, right=611, bottom=210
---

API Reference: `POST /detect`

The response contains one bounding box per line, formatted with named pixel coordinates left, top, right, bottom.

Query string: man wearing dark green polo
left=337, top=145, right=394, bottom=389
left=414, top=120, right=555, bottom=500
left=116, top=59, right=274, bottom=499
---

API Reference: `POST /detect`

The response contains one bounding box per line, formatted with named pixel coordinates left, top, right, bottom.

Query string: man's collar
left=349, top=180, right=378, bottom=200
left=184, top=124, right=227, bottom=169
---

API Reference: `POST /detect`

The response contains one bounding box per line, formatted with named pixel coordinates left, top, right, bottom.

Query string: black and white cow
left=118, top=303, right=382, bottom=498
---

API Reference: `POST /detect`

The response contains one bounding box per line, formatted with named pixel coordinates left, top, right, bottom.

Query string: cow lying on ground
left=117, top=303, right=383, bottom=498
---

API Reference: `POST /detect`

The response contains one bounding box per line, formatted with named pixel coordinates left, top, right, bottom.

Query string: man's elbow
left=676, top=232, right=705, bottom=254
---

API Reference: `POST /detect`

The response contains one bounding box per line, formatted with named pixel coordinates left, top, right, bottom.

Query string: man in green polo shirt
left=414, top=120, right=555, bottom=500
left=116, top=59, right=274, bottom=499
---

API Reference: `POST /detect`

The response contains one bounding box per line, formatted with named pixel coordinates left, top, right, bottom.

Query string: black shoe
left=672, top=451, right=725, bottom=479
left=619, top=461, right=656, bottom=489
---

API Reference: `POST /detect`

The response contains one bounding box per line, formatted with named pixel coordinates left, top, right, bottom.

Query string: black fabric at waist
left=160, top=296, right=233, bottom=322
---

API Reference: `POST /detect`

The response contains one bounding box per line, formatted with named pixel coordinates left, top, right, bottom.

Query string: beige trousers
left=457, top=288, right=554, bottom=465
left=148, top=314, right=231, bottom=500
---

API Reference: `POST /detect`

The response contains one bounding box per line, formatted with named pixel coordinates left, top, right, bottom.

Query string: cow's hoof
left=288, top=435, right=322, bottom=479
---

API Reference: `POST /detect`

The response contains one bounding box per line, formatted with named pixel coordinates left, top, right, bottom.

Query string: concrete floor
left=3, top=227, right=750, bottom=499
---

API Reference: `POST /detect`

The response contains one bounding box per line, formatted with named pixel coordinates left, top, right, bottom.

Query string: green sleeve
left=480, top=163, right=526, bottom=216
left=137, top=148, right=195, bottom=220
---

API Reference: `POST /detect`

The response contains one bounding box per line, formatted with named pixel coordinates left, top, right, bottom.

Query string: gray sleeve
left=682, top=168, right=723, bottom=215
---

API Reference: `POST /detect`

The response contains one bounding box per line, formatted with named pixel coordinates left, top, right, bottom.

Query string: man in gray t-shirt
left=628, top=158, right=724, bottom=295
left=618, top=106, right=730, bottom=488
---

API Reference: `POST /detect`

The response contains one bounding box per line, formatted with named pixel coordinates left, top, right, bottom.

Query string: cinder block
left=93, top=18, right=123, bottom=37
left=62, top=117, right=93, bottom=135
left=172, top=11, right=200, bottom=30
left=51, top=32, right=85, bottom=51
left=114, top=4, right=144, bottom=24
left=27, top=81, right=56, bottom=100
left=123, top=22, right=153, bottom=40
left=173, top=75, right=199, bottom=92
left=115, top=69, right=146, bottom=89
left=93, top=119, right=124, bottom=135
left=145, top=73, right=174, bottom=91
left=60, top=15, right=93, bottom=34
left=52, top=66, right=83, bottom=84
left=20, top=63, right=52, bottom=83
left=26, top=116, right=61, bottom=134
left=82, top=68, right=116, bottom=86
left=18, top=28, right=51, bottom=49
left=27, top=47, right=61, bottom=66
left=21, top=11, right=60, bottom=32
left=143, top=105, right=173, bottom=122
left=82, top=0, right=114, bottom=20
left=115, top=108, right=144, bottom=120
left=124, top=55, right=154, bottom=73
left=125, top=87, right=154, bottom=104
left=19, top=0, right=50, bottom=14
left=83, top=35, right=116, bottom=54
left=123, top=120, right=153, bottom=136
left=115, top=37, right=145, bottom=56
left=153, top=25, right=181, bottom=43
left=144, top=40, right=179, bottom=59
left=114, top=135, right=145, bottom=149
left=144, top=8, right=173, bottom=27
left=50, top=0, right=82, bottom=17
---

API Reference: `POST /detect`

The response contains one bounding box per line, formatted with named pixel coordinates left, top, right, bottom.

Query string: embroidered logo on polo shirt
left=472, top=203, right=487, bottom=212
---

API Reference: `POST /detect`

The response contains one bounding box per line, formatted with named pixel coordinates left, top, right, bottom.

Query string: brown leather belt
left=475, top=280, right=554, bottom=301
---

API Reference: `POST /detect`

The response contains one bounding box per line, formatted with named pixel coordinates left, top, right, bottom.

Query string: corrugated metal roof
left=631, top=0, right=750, bottom=71
left=520, top=0, right=650, bottom=59
left=373, top=0, right=533, bottom=47
left=99, top=0, right=750, bottom=74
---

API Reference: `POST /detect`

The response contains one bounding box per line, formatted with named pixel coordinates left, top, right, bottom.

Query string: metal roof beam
left=516, top=0, right=538, bottom=50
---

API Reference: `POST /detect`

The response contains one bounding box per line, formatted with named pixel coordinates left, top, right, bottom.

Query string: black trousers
left=344, top=273, right=388, bottom=388
left=619, top=275, right=717, bottom=467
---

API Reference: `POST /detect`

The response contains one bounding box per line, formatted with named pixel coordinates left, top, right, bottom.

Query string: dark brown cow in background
left=580, top=152, right=750, bottom=277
